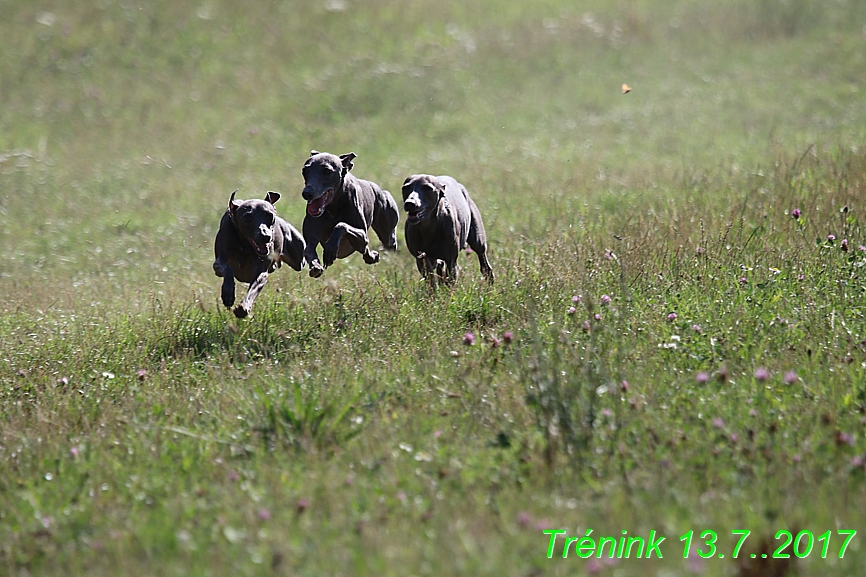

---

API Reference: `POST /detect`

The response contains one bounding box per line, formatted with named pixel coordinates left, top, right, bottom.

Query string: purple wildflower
left=463, top=332, right=475, bottom=346
left=534, top=519, right=552, bottom=531
left=572, top=295, right=582, bottom=303
left=712, top=418, right=725, bottom=429
left=567, top=306, right=576, bottom=315
left=754, top=367, right=769, bottom=382
left=582, top=320, right=591, bottom=332
left=791, top=208, right=801, bottom=219
left=784, top=371, right=798, bottom=385
left=838, top=432, right=855, bottom=447
left=667, top=312, right=677, bottom=322
left=841, top=238, right=849, bottom=252
left=692, top=324, right=702, bottom=333
left=696, top=371, right=709, bottom=384
left=600, top=294, right=611, bottom=305
left=828, top=234, right=836, bottom=242
left=594, top=313, right=602, bottom=322
left=503, top=331, right=514, bottom=345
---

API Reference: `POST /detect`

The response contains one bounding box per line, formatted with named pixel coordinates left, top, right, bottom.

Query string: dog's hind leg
left=475, top=251, right=494, bottom=284
left=466, top=202, right=493, bottom=284
left=372, top=193, right=400, bottom=251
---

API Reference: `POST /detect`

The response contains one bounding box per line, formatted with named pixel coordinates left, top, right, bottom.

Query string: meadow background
left=2, top=0, right=866, bottom=575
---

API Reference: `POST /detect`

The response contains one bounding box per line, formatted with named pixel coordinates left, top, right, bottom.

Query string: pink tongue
left=307, top=195, right=326, bottom=215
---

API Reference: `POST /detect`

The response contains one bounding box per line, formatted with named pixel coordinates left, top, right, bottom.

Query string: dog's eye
left=242, top=213, right=252, bottom=223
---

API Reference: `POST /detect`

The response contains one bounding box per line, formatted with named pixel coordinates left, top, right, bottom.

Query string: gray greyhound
left=213, top=190, right=306, bottom=318
left=401, top=174, right=494, bottom=285
left=301, top=151, right=399, bottom=278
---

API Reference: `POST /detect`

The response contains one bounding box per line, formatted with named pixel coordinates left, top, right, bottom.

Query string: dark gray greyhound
left=213, top=190, right=306, bottom=318
left=401, top=174, right=494, bottom=285
left=301, top=151, right=399, bottom=278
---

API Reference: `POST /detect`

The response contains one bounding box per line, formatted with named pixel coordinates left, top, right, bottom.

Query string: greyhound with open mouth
left=401, top=174, right=493, bottom=286
left=213, top=190, right=306, bottom=318
left=301, top=151, right=399, bottom=277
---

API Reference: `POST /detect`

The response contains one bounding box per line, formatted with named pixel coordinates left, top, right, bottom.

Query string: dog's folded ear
left=265, top=191, right=281, bottom=205
left=436, top=181, right=446, bottom=198
left=339, top=152, right=356, bottom=174
left=309, top=150, right=320, bottom=157
left=229, top=189, right=241, bottom=216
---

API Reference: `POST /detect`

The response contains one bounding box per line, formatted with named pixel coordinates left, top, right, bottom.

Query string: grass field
left=2, top=0, right=866, bottom=575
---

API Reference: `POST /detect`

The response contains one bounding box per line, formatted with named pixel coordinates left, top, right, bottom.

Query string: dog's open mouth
left=306, top=188, right=334, bottom=217
left=406, top=208, right=428, bottom=223
left=249, top=238, right=272, bottom=257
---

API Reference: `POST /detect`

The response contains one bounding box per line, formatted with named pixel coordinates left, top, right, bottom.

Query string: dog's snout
left=302, top=186, right=316, bottom=201
left=258, top=224, right=272, bottom=240
left=404, top=192, right=421, bottom=212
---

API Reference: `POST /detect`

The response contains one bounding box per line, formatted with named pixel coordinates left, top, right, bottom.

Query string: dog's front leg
left=324, top=222, right=377, bottom=266
left=234, top=269, right=269, bottom=318
left=303, top=219, right=326, bottom=278
left=213, top=258, right=236, bottom=308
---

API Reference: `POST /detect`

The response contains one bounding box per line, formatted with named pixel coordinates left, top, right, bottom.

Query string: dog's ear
left=436, top=181, right=446, bottom=198
left=265, top=191, right=281, bottom=205
left=309, top=150, right=319, bottom=157
left=339, top=152, right=356, bottom=175
left=228, top=189, right=241, bottom=216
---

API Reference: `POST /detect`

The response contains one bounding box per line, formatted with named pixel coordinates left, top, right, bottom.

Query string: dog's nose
left=404, top=193, right=421, bottom=212
left=302, top=186, right=316, bottom=201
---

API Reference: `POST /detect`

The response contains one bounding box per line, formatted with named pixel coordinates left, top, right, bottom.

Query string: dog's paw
left=233, top=305, right=249, bottom=319
left=221, top=286, right=235, bottom=308
left=309, top=263, right=324, bottom=278
left=364, top=250, right=380, bottom=264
